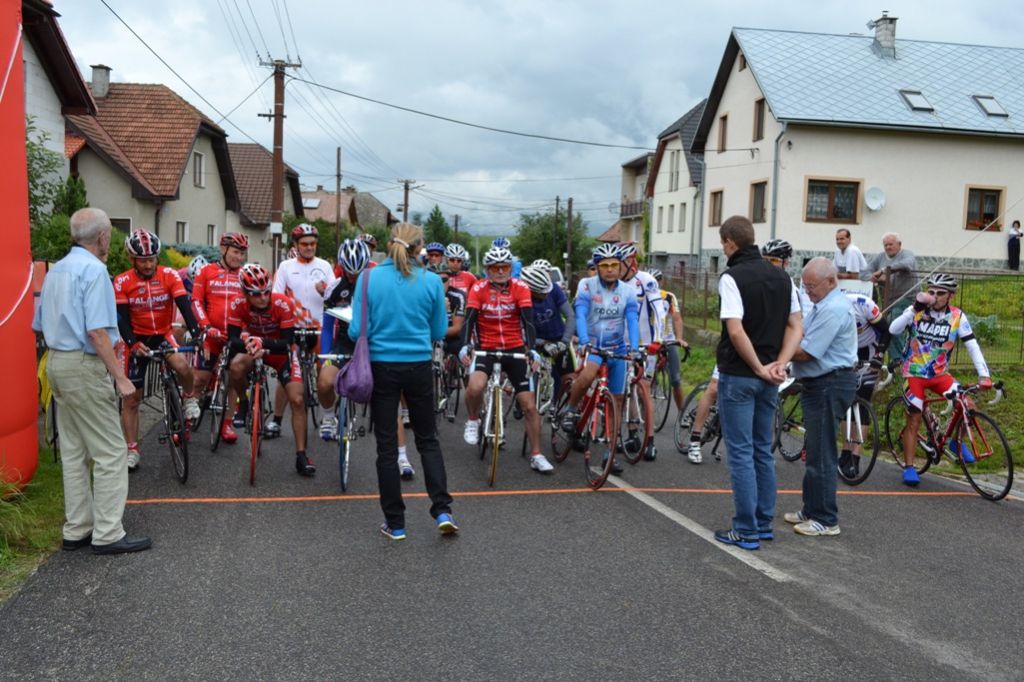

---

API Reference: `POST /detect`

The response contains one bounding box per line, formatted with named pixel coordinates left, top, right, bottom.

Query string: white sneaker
left=530, top=454, right=554, bottom=473
left=398, top=456, right=415, bottom=480
left=463, top=419, right=480, bottom=445
left=127, top=448, right=141, bottom=471
left=784, top=510, right=809, bottom=524
left=687, top=441, right=703, bottom=464
left=794, top=520, right=840, bottom=536
left=320, top=415, right=339, bottom=441
left=183, top=396, right=200, bottom=421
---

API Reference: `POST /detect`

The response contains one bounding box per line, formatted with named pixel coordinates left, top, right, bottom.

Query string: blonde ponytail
left=388, top=222, right=424, bottom=277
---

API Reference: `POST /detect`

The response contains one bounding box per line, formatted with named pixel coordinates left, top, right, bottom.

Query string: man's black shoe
left=296, top=453, right=317, bottom=477
left=62, top=534, right=92, bottom=551
left=603, top=454, right=624, bottom=475
left=92, top=535, right=152, bottom=555
left=643, top=442, right=657, bottom=461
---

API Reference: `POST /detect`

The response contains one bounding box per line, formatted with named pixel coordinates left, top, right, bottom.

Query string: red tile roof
left=227, top=142, right=302, bottom=227
left=597, top=221, right=621, bottom=243
left=64, top=132, right=86, bottom=159
left=300, top=187, right=361, bottom=226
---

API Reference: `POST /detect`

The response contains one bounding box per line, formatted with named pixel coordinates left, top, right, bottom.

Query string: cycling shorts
left=904, top=374, right=957, bottom=412
left=266, top=350, right=302, bottom=384
left=470, top=346, right=533, bottom=395
left=124, top=333, right=177, bottom=389
left=198, top=334, right=228, bottom=371
left=586, top=351, right=627, bottom=396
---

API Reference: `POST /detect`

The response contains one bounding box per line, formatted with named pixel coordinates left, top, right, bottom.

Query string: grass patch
left=1, top=451, right=64, bottom=603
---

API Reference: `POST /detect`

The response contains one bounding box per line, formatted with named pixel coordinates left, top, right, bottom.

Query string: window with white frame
left=669, top=150, right=681, bottom=192
left=657, top=206, right=664, bottom=233
left=193, top=152, right=205, bottom=188
left=667, top=204, right=675, bottom=233
left=207, top=224, right=216, bottom=245
left=679, top=203, right=686, bottom=232
left=175, top=221, right=188, bottom=242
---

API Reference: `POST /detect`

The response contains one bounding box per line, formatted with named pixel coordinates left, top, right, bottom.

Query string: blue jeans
left=718, top=372, right=778, bottom=537
left=799, top=370, right=858, bottom=527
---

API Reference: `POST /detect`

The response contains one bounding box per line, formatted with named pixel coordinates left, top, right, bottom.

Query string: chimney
left=343, top=185, right=357, bottom=195
left=90, top=64, right=111, bottom=98
left=869, top=11, right=898, bottom=59
left=316, top=184, right=324, bottom=192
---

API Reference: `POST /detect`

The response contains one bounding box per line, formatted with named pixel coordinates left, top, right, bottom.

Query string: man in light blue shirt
left=33, top=208, right=151, bottom=555
left=779, top=258, right=857, bottom=538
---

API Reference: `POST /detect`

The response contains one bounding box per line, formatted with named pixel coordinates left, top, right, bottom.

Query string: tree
left=26, top=116, right=63, bottom=225
left=423, top=204, right=452, bottom=245
left=52, top=175, right=89, bottom=217
left=511, top=210, right=594, bottom=274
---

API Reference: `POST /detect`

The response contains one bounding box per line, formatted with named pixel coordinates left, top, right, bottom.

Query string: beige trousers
left=47, top=351, right=128, bottom=545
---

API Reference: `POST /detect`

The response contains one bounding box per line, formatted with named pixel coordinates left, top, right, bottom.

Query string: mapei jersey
left=228, top=293, right=295, bottom=342
left=574, top=276, right=638, bottom=350
left=192, top=263, right=243, bottom=332
left=113, top=266, right=187, bottom=336
left=902, top=304, right=975, bottom=379
left=466, top=278, right=532, bottom=350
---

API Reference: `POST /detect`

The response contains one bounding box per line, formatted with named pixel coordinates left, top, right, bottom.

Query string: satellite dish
left=608, top=202, right=619, bottom=215
left=865, top=187, right=886, bottom=211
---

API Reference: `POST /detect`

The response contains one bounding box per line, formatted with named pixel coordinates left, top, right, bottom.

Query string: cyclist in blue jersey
left=520, top=265, right=575, bottom=395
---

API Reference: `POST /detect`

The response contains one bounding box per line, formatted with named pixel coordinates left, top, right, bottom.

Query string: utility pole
left=335, top=146, right=342, bottom=247
left=258, top=57, right=301, bottom=269
left=554, top=195, right=560, bottom=254
left=400, top=179, right=415, bottom=223
left=565, top=197, right=573, bottom=275
left=453, top=214, right=460, bottom=240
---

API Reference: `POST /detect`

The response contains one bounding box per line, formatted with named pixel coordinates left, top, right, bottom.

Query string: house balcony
left=620, top=200, right=645, bottom=218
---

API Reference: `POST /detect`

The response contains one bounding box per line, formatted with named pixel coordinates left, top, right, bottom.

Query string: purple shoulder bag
left=335, top=269, right=374, bottom=403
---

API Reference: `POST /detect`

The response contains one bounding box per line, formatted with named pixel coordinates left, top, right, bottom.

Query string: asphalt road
left=2, top=396, right=1022, bottom=680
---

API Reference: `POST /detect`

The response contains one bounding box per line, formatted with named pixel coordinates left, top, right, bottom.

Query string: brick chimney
left=316, top=184, right=324, bottom=192
left=343, top=185, right=357, bottom=195
left=870, top=12, right=898, bottom=59
left=90, top=64, right=111, bottom=98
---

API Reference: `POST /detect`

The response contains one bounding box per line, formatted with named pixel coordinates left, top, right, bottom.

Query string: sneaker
left=127, top=447, right=141, bottom=471
left=713, top=529, right=760, bottom=551
left=183, top=396, right=200, bottom=421
left=436, top=513, right=459, bottom=536
left=902, top=467, right=920, bottom=487
left=401, top=407, right=410, bottom=427
left=380, top=524, right=406, bottom=541
left=784, top=510, right=808, bottom=524
left=264, top=419, right=282, bottom=439
left=560, top=408, right=580, bottom=434
left=794, top=520, right=841, bottom=537
left=320, top=415, right=339, bottom=441
left=231, top=410, right=246, bottom=429
left=838, top=449, right=852, bottom=473
left=687, top=441, right=703, bottom=464
left=398, top=456, right=415, bottom=480
left=220, top=420, right=238, bottom=444
left=463, top=419, right=480, bottom=445
left=948, top=439, right=975, bottom=464
left=643, top=441, right=657, bottom=462
left=295, top=453, right=316, bottom=477
left=530, top=454, right=554, bottom=473
left=758, top=529, right=774, bottom=541
left=603, top=453, right=624, bottom=475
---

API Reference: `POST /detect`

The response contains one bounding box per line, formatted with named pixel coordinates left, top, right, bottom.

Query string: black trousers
left=370, top=361, right=453, bottom=528
left=1009, top=239, right=1020, bottom=271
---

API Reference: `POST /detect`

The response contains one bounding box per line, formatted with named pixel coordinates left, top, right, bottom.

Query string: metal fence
left=661, top=266, right=1024, bottom=368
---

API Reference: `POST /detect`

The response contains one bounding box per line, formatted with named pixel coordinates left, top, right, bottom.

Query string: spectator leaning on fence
left=833, top=229, right=868, bottom=280
left=865, top=232, right=917, bottom=359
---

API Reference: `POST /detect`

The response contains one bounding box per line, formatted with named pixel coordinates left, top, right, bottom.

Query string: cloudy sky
left=55, top=1, right=1021, bottom=234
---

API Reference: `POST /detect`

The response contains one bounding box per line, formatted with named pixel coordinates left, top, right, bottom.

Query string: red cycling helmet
left=360, top=233, right=378, bottom=249
left=291, top=223, right=318, bottom=242
left=124, top=229, right=161, bottom=258
left=239, top=263, right=272, bottom=294
left=220, top=232, right=249, bottom=250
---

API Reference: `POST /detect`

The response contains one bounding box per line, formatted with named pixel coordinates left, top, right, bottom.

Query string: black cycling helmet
left=761, top=238, right=793, bottom=260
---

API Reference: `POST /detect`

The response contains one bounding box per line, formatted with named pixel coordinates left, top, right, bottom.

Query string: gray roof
left=657, top=99, right=707, bottom=183
left=736, top=27, right=1024, bottom=135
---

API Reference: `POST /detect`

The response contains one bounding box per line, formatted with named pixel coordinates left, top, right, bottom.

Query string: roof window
left=973, top=95, right=1009, bottom=117
left=302, top=198, right=321, bottom=209
left=899, top=90, right=933, bottom=112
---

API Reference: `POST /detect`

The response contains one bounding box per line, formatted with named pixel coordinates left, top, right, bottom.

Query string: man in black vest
left=713, top=216, right=802, bottom=551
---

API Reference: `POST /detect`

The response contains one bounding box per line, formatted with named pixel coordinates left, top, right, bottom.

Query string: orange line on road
left=125, top=486, right=990, bottom=505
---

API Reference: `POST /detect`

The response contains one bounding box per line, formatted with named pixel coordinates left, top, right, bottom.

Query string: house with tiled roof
left=616, top=153, right=652, bottom=250
left=300, top=185, right=395, bottom=229
left=646, top=99, right=706, bottom=271
left=227, top=142, right=303, bottom=234
left=692, top=15, right=1024, bottom=270
left=65, top=66, right=261, bottom=259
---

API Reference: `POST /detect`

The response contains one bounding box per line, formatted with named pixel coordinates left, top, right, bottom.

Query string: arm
left=964, top=339, right=990, bottom=379
left=116, top=302, right=136, bottom=347
left=347, top=273, right=364, bottom=341
left=430, top=280, right=448, bottom=343
left=625, top=295, right=640, bottom=351
left=521, top=307, right=537, bottom=350
left=558, top=298, right=576, bottom=343
left=724, top=318, right=773, bottom=380
left=460, top=307, right=478, bottom=348
left=889, top=306, right=916, bottom=335
left=869, top=316, right=892, bottom=353
left=87, top=329, right=134, bottom=397
left=889, top=250, right=916, bottom=273
left=174, top=294, right=201, bottom=337
left=320, top=310, right=335, bottom=354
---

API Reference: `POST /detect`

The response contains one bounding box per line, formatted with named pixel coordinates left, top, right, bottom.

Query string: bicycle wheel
left=208, top=370, right=228, bottom=451
left=584, top=387, right=620, bottom=490
left=775, top=390, right=806, bottom=463
left=620, top=379, right=651, bottom=465
left=445, top=359, right=462, bottom=419
left=479, top=385, right=493, bottom=460
left=675, top=382, right=708, bottom=453
left=488, top=385, right=503, bottom=487
left=303, top=361, right=321, bottom=429
left=651, top=366, right=672, bottom=433
left=957, top=411, right=1013, bottom=501
left=338, top=398, right=350, bottom=492
left=837, top=397, right=878, bottom=486
left=249, top=378, right=263, bottom=485
left=549, top=383, right=574, bottom=463
left=883, top=396, right=933, bottom=474
left=163, top=378, right=189, bottom=484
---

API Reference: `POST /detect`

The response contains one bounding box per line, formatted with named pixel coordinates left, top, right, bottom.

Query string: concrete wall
left=23, top=39, right=68, bottom=176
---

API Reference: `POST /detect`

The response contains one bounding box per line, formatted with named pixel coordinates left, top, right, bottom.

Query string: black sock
left=272, top=415, right=283, bottom=425
left=690, top=432, right=702, bottom=443
left=296, top=450, right=305, bottom=458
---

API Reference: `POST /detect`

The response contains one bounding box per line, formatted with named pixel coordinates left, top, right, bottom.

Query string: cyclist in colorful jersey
left=425, top=242, right=446, bottom=269
left=616, top=241, right=665, bottom=461
left=445, top=243, right=477, bottom=294
left=520, top=264, right=575, bottom=395
left=890, top=273, right=992, bottom=487
left=648, top=268, right=688, bottom=412
left=228, top=264, right=316, bottom=477
left=192, top=232, right=248, bottom=442
left=460, top=247, right=552, bottom=473
left=562, top=243, right=641, bottom=473
left=836, top=290, right=892, bottom=478
left=114, top=230, right=202, bottom=470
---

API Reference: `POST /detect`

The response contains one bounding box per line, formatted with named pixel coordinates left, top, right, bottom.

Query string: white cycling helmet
left=520, top=265, right=553, bottom=294
left=445, top=243, right=469, bottom=260
left=483, top=247, right=513, bottom=267
left=531, top=258, right=552, bottom=270
left=187, top=255, right=209, bottom=281
left=337, top=238, right=371, bottom=275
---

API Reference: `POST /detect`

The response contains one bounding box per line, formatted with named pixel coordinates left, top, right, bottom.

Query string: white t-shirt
left=272, top=256, right=333, bottom=322
left=719, top=274, right=801, bottom=319
left=833, top=244, right=868, bottom=276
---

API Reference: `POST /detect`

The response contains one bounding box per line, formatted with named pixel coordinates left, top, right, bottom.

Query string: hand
left=629, top=349, right=645, bottom=363
left=205, top=326, right=223, bottom=341
left=645, top=342, right=661, bottom=355
left=130, top=341, right=151, bottom=357
left=530, top=350, right=541, bottom=372
left=315, top=280, right=327, bottom=295
left=979, top=377, right=993, bottom=390
left=244, top=335, right=263, bottom=356
left=115, top=375, right=136, bottom=398
left=459, top=345, right=473, bottom=368
left=914, top=292, right=935, bottom=312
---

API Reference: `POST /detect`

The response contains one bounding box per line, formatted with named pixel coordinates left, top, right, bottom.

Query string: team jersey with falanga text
left=113, top=266, right=187, bottom=336
left=466, top=278, right=532, bottom=350
left=575, top=276, right=638, bottom=350
left=903, top=304, right=975, bottom=379
left=192, top=263, right=243, bottom=332
left=228, top=293, right=295, bottom=343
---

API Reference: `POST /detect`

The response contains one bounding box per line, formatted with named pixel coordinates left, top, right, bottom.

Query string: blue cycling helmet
left=425, top=242, right=445, bottom=254
left=491, top=237, right=511, bottom=249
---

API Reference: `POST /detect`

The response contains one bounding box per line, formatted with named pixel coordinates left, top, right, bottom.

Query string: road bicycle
left=518, top=350, right=558, bottom=458
left=550, top=346, right=623, bottom=490
left=433, top=342, right=463, bottom=424
left=294, top=328, right=321, bottom=430
left=146, top=344, right=197, bottom=484
left=318, top=353, right=369, bottom=491
left=471, top=349, right=530, bottom=487
left=619, top=349, right=653, bottom=465
left=197, top=345, right=232, bottom=452
left=649, top=340, right=689, bottom=433
left=674, top=380, right=723, bottom=462
left=243, top=356, right=273, bottom=486
left=884, top=381, right=1012, bottom=501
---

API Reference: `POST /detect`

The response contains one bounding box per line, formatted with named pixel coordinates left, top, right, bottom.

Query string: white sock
left=398, top=446, right=407, bottom=460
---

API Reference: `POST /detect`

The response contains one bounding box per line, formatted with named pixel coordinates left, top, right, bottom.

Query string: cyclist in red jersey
left=227, top=264, right=316, bottom=476
left=114, top=230, right=202, bottom=470
left=459, top=247, right=552, bottom=473
left=192, top=232, right=248, bottom=442
left=444, top=243, right=477, bottom=294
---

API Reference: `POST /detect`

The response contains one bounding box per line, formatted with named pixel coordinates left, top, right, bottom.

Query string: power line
left=229, top=0, right=262, bottom=59
left=268, top=0, right=292, bottom=60
left=281, top=0, right=301, bottom=61
left=244, top=0, right=272, bottom=58
left=289, top=76, right=655, bottom=151
left=215, top=73, right=272, bottom=125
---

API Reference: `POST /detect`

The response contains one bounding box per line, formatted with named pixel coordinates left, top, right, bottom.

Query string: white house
left=691, top=15, right=1024, bottom=271
left=616, top=153, right=652, bottom=247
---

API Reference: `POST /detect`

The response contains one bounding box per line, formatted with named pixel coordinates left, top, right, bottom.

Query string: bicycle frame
left=474, top=350, right=529, bottom=487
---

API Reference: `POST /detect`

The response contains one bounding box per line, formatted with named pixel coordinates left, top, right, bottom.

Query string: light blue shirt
left=793, top=285, right=858, bottom=379
left=32, top=246, right=119, bottom=353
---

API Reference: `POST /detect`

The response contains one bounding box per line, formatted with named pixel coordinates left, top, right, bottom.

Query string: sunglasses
left=246, top=290, right=271, bottom=297
left=488, top=265, right=511, bottom=272
left=598, top=263, right=620, bottom=270
left=926, top=289, right=951, bottom=296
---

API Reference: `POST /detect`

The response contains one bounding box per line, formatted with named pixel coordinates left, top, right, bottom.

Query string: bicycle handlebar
left=317, top=353, right=352, bottom=362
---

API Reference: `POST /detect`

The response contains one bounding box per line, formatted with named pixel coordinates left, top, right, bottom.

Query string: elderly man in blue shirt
left=778, top=257, right=858, bottom=537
